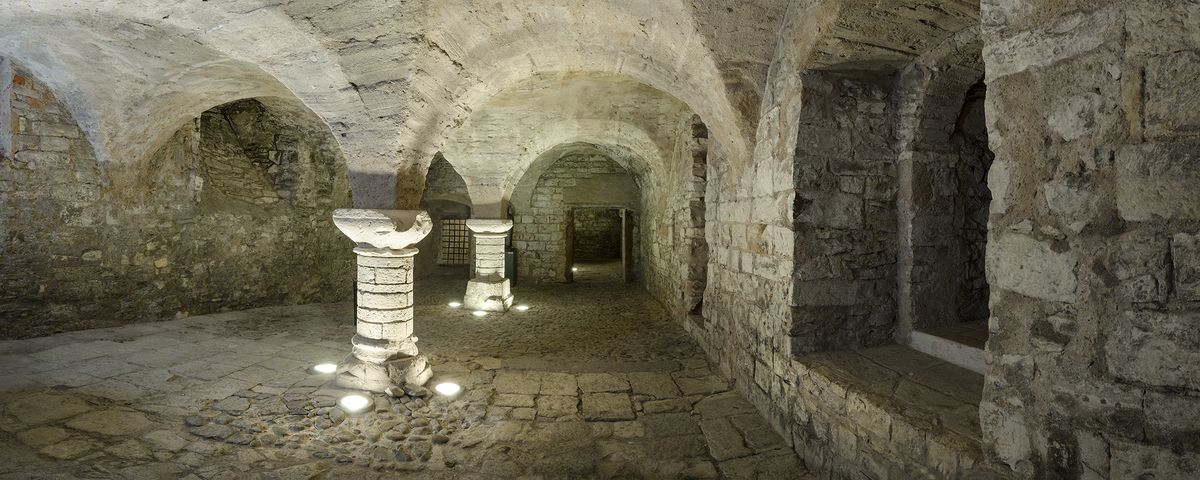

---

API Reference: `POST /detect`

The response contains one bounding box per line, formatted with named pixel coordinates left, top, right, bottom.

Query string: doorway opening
left=567, top=207, right=636, bottom=284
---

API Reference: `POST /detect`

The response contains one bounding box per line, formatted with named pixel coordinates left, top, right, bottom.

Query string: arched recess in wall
left=0, top=7, right=389, bottom=207
left=787, top=0, right=985, bottom=353
left=894, top=30, right=992, bottom=372
left=0, top=57, right=354, bottom=338
left=508, top=143, right=649, bottom=284
left=416, top=154, right=473, bottom=278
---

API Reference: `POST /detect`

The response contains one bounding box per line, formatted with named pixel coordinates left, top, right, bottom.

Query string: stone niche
left=0, top=63, right=352, bottom=338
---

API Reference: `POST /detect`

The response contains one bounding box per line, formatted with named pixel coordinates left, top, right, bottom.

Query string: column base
left=336, top=354, right=432, bottom=392
left=464, top=277, right=513, bottom=312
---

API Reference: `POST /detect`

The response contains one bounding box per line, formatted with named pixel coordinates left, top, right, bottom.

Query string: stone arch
left=509, top=143, right=650, bottom=283
left=415, top=154, right=473, bottom=277
left=0, top=5, right=385, bottom=204
left=436, top=71, right=688, bottom=217
left=399, top=4, right=759, bottom=201
left=505, top=125, right=663, bottom=212
left=0, top=62, right=353, bottom=337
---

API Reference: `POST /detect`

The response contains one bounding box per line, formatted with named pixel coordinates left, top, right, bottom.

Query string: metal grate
left=439, top=218, right=470, bottom=265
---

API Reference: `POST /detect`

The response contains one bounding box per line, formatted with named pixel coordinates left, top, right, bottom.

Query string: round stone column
left=332, top=209, right=433, bottom=392
left=464, top=219, right=514, bottom=312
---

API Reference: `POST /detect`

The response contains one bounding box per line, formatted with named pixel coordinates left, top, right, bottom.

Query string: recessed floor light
left=448, top=301, right=462, bottom=308
left=339, top=394, right=371, bottom=413
left=472, top=310, right=487, bottom=317
left=312, top=363, right=337, bottom=374
left=514, top=305, right=530, bottom=311
left=571, top=267, right=579, bottom=272
left=434, top=382, right=462, bottom=396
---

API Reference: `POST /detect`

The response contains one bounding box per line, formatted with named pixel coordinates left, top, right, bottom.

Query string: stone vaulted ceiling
left=0, top=0, right=977, bottom=208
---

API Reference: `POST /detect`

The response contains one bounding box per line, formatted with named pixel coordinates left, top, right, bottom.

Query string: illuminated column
left=464, top=219, right=514, bottom=312
left=332, top=209, right=433, bottom=392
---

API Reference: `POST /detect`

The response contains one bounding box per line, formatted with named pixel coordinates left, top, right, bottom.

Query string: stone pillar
left=332, top=209, right=433, bottom=392
left=464, top=219, right=513, bottom=312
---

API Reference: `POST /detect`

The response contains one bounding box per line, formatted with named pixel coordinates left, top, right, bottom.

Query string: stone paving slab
left=0, top=277, right=814, bottom=479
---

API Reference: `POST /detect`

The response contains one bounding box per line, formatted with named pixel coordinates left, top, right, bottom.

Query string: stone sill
left=791, top=344, right=1005, bottom=477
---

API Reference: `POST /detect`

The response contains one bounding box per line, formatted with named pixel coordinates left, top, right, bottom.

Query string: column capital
left=333, top=209, right=432, bottom=250
left=466, top=218, right=514, bottom=235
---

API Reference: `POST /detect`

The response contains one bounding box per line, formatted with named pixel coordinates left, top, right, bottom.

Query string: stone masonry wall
left=642, top=116, right=709, bottom=320
left=979, top=1, right=1200, bottom=477
left=677, top=6, right=1000, bottom=477
left=791, top=71, right=899, bottom=353
left=512, top=153, right=640, bottom=282
left=680, top=0, right=801, bottom=467
left=571, top=208, right=621, bottom=261
left=0, top=64, right=353, bottom=338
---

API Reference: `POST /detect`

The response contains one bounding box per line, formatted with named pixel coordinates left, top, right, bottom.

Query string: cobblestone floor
left=0, top=276, right=811, bottom=479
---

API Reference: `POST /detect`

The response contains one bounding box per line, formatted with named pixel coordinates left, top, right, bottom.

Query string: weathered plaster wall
left=512, top=153, right=640, bottom=282
left=792, top=71, right=899, bottom=353
left=980, top=1, right=1200, bottom=477
left=0, top=64, right=352, bottom=339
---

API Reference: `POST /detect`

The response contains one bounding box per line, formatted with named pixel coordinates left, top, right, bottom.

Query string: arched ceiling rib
left=508, top=142, right=653, bottom=213
left=791, top=0, right=982, bottom=72
left=438, top=71, right=690, bottom=211
left=0, top=2, right=378, bottom=195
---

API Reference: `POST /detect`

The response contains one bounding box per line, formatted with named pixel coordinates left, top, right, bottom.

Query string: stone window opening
left=438, top=218, right=471, bottom=265
left=904, top=77, right=993, bottom=374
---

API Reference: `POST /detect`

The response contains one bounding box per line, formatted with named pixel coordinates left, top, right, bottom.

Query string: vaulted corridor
left=2, top=1, right=1198, bottom=479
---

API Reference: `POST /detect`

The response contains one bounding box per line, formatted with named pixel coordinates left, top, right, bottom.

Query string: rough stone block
left=986, top=233, right=1077, bottom=303
left=357, top=291, right=411, bottom=309
left=536, top=395, right=578, bottom=418
left=1117, top=142, right=1200, bottom=221
left=578, top=373, right=629, bottom=393
left=1106, top=310, right=1200, bottom=389
left=1145, top=51, right=1200, bottom=138
left=355, top=319, right=412, bottom=340
left=795, top=191, right=862, bottom=229
left=356, top=306, right=413, bottom=324
left=581, top=393, right=634, bottom=421
left=1172, top=233, right=1200, bottom=301
left=626, top=372, right=680, bottom=398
